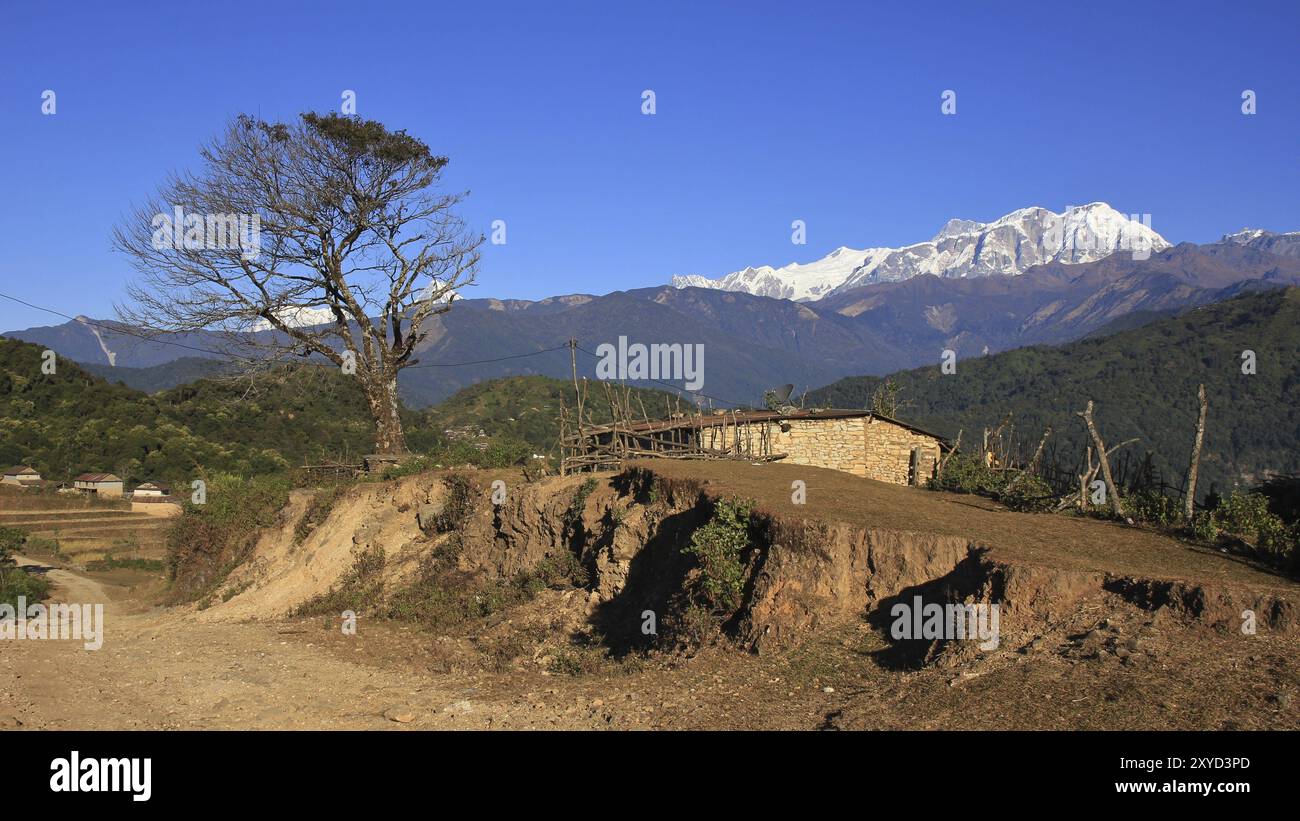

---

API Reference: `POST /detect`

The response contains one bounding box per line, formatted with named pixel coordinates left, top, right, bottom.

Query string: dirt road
left=0, top=557, right=508, bottom=730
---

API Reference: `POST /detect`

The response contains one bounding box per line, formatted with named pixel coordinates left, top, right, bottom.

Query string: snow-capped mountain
left=248, top=280, right=459, bottom=331
left=1218, top=228, right=1300, bottom=258
left=671, top=202, right=1171, bottom=301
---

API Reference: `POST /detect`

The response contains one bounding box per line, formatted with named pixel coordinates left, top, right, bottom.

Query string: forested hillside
left=0, top=338, right=413, bottom=484
left=421, top=374, right=680, bottom=451
left=0, top=338, right=673, bottom=485
left=808, top=288, right=1300, bottom=498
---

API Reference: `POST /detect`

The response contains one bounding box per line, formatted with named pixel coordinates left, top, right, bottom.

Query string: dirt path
left=0, top=557, right=510, bottom=730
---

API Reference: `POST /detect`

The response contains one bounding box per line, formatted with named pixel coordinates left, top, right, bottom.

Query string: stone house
left=575, top=409, right=948, bottom=485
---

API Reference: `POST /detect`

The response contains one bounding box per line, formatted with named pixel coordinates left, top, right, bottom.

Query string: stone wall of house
left=767, top=417, right=871, bottom=476
left=861, top=417, right=942, bottom=485
left=763, top=416, right=941, bottom=485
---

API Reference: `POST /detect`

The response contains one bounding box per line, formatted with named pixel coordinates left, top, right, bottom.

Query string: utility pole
left=568, top=338, right=584, bottom=455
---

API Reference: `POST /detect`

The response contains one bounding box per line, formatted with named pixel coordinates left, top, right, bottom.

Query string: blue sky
left=1, top=0, right=1297, bottom=330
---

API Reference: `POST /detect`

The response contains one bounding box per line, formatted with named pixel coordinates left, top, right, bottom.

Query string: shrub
left=1128, top=490, right=1180, bottom=527
left=929, top=453, right=1005, bottom=496
left=1000, top=475, right=1056, bottom=513
left=0, top=566, right=52, bottom=610
left=166, top=472, right=292, bottom=602
left=0, top=527, right=25, bottom=564
left=1190, top=511, right=1219, bottom=542
left=430, top=472, right=477, bottom=533
left=683, top=497, right=754, bottom=613
left=1200, top=491, right=1298, bottom=567
left=83, top=556, right=165, bottom=573
left=1214, top=492, right=1288, bottom=554
left=564, top=477, right=599, bottom=535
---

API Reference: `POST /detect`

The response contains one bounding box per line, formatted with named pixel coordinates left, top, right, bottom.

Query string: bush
left=1190, top=511, right=1219, bottom=542
left=563, top=477, right=599, bottom=538
left=929, top=453, right=1006, bottom=496
left=0, top=566, right=52, bottom=610
left=84, top=556, right=165, bottom=573
left=1201, top=492, right=1298, bottom=567
left=0, top=526, right=25, bottom=564
left=430, top=473, right=477, bottom=533
left=683, top=497, right=754, bottom=613
left=1000, top=475, right=1055, bottom=512
left=1215, top=492, right=1275, bottom=537
left=1129, top=490, right=1180, bottom=527
left=166, top=472, right=292, bottom=601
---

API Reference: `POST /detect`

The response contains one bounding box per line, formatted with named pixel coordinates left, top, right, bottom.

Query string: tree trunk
left=1078, top=401, right=1126, bottom=520
left=366, top=376, right=408, bottom=455
left=1184, top=383, right=1208, bottom=521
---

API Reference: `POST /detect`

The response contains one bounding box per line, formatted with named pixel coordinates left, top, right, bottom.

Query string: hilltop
left=808, top=287, right=1300, bottom=496
left=420, top=374, right=681, bottom=452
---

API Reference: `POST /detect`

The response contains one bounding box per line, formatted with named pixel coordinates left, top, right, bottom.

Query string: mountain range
left=5, top=212, right=1299, bottom=408
left=671, top=202, right=1172, bottom=301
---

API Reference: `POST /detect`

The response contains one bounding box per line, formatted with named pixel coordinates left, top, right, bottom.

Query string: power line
left=0, top=290, right=260, bottom=362
left=403, top=344, right=571, bottom=369
left=572, top=343, right=750, bottom=409
left=0, top=290, right=572, bottom=371
left=0, top=291, right=759, bottom=401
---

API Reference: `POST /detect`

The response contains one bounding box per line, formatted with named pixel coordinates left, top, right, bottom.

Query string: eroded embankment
left=196, top=463, right=1297, bottom=665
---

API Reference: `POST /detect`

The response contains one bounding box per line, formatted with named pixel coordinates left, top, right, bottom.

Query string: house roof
left=3, top=465, right=39, bottom=476
left=75, top=473, right=122, bottom=483
left=584, top=408, right=951, bottom=445
left=134, top=482, right=169, bottom=491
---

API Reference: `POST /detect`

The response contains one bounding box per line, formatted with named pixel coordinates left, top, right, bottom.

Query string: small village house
left=1, top=465, right=42, bottom=487
left=568, top=409, right=948, bottom=485
left=131, top=482, right=170, bottom=498
left=73, top=472, right=125, bottom=497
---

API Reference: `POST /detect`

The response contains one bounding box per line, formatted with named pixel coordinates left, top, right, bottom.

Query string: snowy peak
left=932, top=218, right=984, bottom=241
left=1218, top=227, right=1300, bottom=258
left=671, top=202, right=1172, bottom=301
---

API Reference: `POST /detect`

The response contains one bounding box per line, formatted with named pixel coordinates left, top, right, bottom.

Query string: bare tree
left=1184, top=383, right=1208, bottom=520
left=1077, top=401, right=1128, bottom=521
left=113, top=113, right=483, bottom=454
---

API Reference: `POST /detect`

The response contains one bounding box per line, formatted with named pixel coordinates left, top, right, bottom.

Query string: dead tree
left=1077, top=401, right=1129, bottom=520
left=1061, top=436, right=1140, bottom=512
left=114, top=113, right=482, bottom=454
left=1184, top=383, right=1208, bottom=521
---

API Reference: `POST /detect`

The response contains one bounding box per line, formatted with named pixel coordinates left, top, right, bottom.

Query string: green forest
left=809, top=287, right=1300, bottom=500
left=0, top=338, right=675, bottom=487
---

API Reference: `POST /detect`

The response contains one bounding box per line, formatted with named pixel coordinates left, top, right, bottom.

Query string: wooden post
left=936, top=429, right=961, bottom=480
left=569, top=339, right=585, bottom=451
left=1184, top=383, right=1208, bottom=521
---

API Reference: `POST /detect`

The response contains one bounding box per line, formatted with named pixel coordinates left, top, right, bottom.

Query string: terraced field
left=0, top=508, right=172, bottom=563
